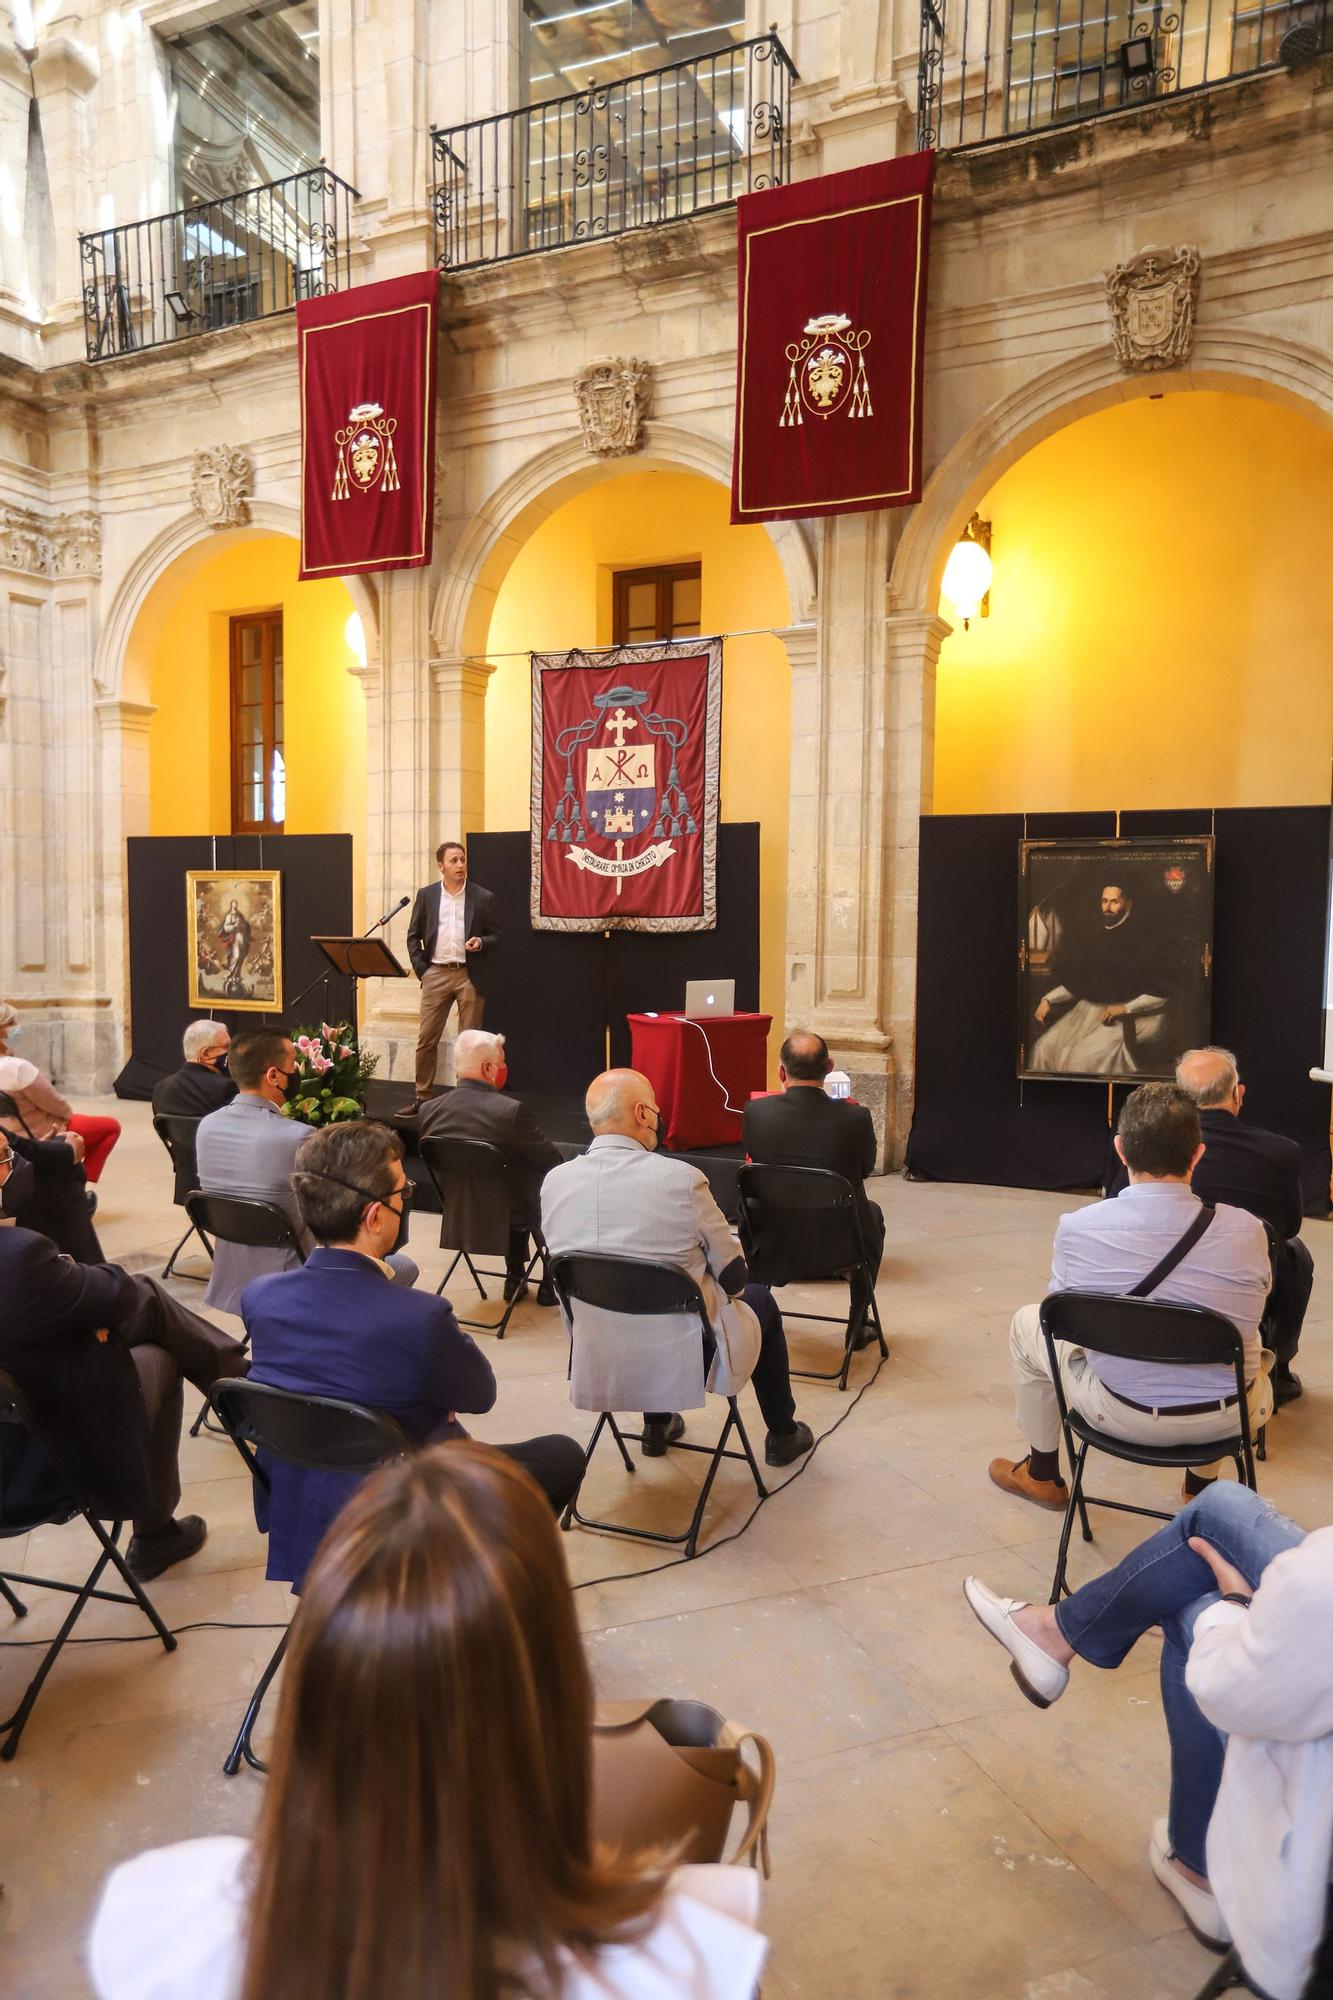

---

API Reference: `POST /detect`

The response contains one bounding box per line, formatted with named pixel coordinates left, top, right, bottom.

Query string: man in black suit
left=7, top=1129, right=103, bottom=1261
left=399, top=839, right=502, bottom=1114
left=741, top=1030, right=884, bottom=1336
left=1175, top=1046, right=1314, bottom=1404
left=0, top=1139, right=246, bottom=1576
left=418, top=1029, right=561, bottom=1306
left=152, top=1020, right=237, bottom=1120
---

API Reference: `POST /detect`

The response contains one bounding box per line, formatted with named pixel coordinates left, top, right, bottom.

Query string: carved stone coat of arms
left=574, top=356, right=653, bottom=457
left=1105, top=246, right=1201, bottom=372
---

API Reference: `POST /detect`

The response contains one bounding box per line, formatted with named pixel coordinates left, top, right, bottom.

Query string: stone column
left=430, top=654, right=494, bottom=838
left=28, top=24, right=98, bottom=325
left=93, top=696, right=156, bottom=1089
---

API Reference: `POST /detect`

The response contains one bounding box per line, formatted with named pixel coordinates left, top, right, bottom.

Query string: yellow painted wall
left=140, top=535, right=366, bottom=910
left=934, top=392, right=1333, bottom=813
left=483, top=471, right=792, bottom=1043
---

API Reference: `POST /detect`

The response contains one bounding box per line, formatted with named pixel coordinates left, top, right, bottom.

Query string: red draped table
left=628, top=1012, right=772, bottom=1150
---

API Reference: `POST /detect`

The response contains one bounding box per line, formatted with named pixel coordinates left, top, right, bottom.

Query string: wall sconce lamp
left=941, top=513, right=993, bottom=630
left=164, top=290, right=196, bottom=326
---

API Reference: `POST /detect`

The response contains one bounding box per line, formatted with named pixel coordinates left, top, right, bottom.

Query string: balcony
left=430, top=32, right=797, bottom=273
left=916, top=0, right=1330, bottom=148
left=78, top=166, right=358, bottom=362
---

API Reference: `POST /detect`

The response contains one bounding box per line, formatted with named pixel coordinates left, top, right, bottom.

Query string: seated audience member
left=90, top=1444, right=768, bottom=2000
left=152, top=1020, right=237, bottom=1120
left=0, top=1143, right=246, bottom=1578
left=965, top=1483, right=1333, bottom=1997
left=1175, top=1049, right=1308, bottom=1405
left=990, top=1082, right=1273, bottom=1512
left=742, top=1029, right=883, bottom=1341
left=240, top=1120, right=584, bottom=1587
left=6, top=1127, right=103, bottom=1261
left=542, top=1068, right=814, bottom=1466
left=418, top=1027, right=561, bottom=1305
left=0, top=1002, right=121, bottom=1183
left=196, top=1030, right=417, bottom=1314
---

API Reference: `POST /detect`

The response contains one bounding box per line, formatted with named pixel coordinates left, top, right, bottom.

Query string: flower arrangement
left=283, top=1022, right=378, bottom=1128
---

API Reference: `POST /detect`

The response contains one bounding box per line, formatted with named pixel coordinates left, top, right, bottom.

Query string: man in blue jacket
left=240, top=1119, right=583, bottom=1587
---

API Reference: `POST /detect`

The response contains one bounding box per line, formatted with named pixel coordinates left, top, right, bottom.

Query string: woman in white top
left=0, top=1001, right=121, bottom=1181
left=965, top=1482, right=1333, bottom=2000
left=89, top=1441, right=767, bottom=2000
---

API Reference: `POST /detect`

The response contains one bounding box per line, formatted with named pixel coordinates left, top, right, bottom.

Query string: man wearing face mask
left=196, top=1030, right=418, bottom=1314
left=417, top=1029, right=561, bottom=1307
left=541, top=1069, right=814, bottom=1465
left=152, top=1020, right=237, bottom=1121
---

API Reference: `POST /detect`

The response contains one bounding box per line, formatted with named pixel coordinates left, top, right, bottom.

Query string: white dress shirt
left=88, top=1837, right=767, bottom=2000
left=432, top=882, right=467, bottom=965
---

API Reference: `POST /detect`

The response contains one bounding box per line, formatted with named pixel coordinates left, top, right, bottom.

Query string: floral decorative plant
left=283, top=1021, right=378, bottom=1127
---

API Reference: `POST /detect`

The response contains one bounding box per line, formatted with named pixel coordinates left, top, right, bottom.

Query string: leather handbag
left=591, top=1698, right=776, bottom=1874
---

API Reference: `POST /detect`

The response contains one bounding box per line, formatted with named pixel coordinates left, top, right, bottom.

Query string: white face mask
left=2, top=1023, right=19, bottom=1043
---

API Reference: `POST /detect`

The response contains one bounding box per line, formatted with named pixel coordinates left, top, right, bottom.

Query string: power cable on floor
left=0, top=1347, right=885, bottom=1646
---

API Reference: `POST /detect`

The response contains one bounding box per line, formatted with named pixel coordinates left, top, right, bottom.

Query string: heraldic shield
left=530, top=642, right=722, bottom=932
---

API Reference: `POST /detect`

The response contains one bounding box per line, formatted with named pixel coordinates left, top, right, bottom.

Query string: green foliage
left=280, top=1023, right=378, bottom=1128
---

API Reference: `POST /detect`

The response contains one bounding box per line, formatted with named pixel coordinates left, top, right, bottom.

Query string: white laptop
left=683, top=978, right=736, bottom=1019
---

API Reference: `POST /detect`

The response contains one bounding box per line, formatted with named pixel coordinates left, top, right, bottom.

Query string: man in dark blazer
left=0, top=1138, right=246, bottom=1574
left=8, top=1128, right=103, bottom=1261
left=240, top=1120, right=583, bottom=1588
left=742, top=1030, right=885, bottom=1336
left=1175, top=1047, right=1313, bottom=1403
left=400, top=839, right=502, bottom=1113
left=418, top=1029, right=561, bottom=1305
left=152, top=1020, right=237, bottom=1121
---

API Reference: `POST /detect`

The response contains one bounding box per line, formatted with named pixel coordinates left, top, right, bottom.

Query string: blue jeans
left=1053, top=1484, right=1305, bottom=1875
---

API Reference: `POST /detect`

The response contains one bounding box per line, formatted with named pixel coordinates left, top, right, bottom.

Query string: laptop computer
left=682, top=978, right=736, bottom=1019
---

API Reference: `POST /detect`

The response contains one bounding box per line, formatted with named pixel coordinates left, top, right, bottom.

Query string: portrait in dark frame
left=1018, top=837, right=1213, bottom=1082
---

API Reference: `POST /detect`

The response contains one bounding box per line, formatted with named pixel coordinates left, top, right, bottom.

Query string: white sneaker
left=1148, top=1818, right=1230, bottom=1950
left=962, top=1576, right=1070, bottom=1709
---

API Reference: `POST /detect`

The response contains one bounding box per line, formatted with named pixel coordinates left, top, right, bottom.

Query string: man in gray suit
left=541, top=1068, right=813, bottom=1465
left=196, top=1030, right=417, bottom=1314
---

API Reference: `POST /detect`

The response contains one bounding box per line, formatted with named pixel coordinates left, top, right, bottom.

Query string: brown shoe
left=988, top=1455, right=1068, bottom=1511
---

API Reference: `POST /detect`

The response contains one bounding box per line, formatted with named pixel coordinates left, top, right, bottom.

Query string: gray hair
left=183, top=1019, right=228, bottom=1062
left=453, top=1029, right=505, bottom=1075
left=585, top=1069, right=647, bottom=1132
left=1176, top=1046, right=1240, bottom=1107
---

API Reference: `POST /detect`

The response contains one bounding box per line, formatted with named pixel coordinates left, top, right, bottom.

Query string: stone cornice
left=0, top=502, right=101, bottom=578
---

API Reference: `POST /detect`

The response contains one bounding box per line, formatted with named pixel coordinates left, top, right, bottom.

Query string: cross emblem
left=606, top=707, right=637, bottom=748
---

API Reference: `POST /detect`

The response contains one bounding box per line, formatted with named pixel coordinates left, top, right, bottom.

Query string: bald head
left=585, top=1068, right=662, bottom=1149
left=1176, top=1046, right=1242, bottom=1113
left=780, top=1030, right=830, bottom=1086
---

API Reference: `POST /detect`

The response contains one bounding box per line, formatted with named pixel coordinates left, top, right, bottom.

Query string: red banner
left=297, top=271, right=437, bottom=580
left=731, top=152, right=934, bottom=525
left=530, top=643, right=721, bottom=932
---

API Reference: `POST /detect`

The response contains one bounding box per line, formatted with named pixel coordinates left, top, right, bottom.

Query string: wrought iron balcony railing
left=431, top=32, right=797, bottom=273
left=917, top=0, right=1329, bottom=148
left=79, top=165, right=358, bottom=362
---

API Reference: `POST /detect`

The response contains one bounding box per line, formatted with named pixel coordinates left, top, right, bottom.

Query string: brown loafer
left=988, top=1455, right=1068, bottom=1511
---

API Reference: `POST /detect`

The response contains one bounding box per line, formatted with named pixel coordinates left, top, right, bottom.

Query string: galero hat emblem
left=780, top=312, right=873, bottom=427
left=332, top=402, right=401, bottom=501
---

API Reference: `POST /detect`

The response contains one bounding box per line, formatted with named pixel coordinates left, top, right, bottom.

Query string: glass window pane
left=272, top=658, right=284, bottom=696
left=164, top=2, right=320, bottom=210
left=241, top=662, right=262, bottom=703
left=626, top=581, right=656, bottom=630
left=671, top=574, right=701, bottom=627
left=522, top=0, right=743, bottom=106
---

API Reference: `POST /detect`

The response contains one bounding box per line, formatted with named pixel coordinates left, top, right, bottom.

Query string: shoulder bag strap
left=1128, top=1205, right=1216, bottom=1298
left=719, top=1724, right=776, bottom=1875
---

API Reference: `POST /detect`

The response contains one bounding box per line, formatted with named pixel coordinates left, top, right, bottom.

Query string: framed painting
left=187, top=870, right=283, bottom=1013
left=1018, top=837, right=1213, bottom=1082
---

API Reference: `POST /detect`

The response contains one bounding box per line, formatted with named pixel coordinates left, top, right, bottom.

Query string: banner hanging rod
left=461, top=622, right=813, bottom=665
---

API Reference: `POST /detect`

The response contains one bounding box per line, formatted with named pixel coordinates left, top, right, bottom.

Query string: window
left=161, top=1, right=320, bottom=210
left=522, top=1, right=745, bottom=105
left=230, top=612, right=285, bottom=834
left=612, top=563, right=702, bottom=646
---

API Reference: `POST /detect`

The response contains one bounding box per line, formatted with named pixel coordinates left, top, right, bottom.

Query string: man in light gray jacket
left=196, top=1030, right=416, bottom=1314
left=541, top=1068, right=812, bottom=1465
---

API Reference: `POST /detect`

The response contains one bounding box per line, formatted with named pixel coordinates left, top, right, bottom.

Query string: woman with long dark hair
left=90, top=1444, right=767, bottom=2000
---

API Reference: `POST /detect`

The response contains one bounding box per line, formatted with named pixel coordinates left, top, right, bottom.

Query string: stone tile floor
left=2, top=1099, right=1329, bottom=1999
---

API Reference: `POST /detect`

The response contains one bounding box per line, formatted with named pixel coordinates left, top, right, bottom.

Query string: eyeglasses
left=304, top=1167, right=412, bottom=1217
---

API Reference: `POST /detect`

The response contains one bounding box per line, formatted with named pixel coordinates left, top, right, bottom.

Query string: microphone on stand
left=365, top=894, right=411, bottom=936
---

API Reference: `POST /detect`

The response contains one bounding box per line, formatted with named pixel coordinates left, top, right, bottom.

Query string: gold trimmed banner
left=297, top=271, right=438, bottom=579
left=731, top=154, right=934, bottom=524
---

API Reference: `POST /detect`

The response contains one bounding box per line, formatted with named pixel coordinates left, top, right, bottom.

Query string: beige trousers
left=414, top=962, right=484, bottom=1094
left=1009, top=1302, right=1273, bottom=1476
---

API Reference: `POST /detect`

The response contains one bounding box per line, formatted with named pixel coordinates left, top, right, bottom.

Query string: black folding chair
left=152, top=1115, right=214, bottom=1281
left=0, top=1369, right=176, bottom=1759
left=0, top=1089, right=36, bottom=1140
left=737, top=1164, right=888, bottom=1391
left=206, top=1378, right=409, bottom=1776
left=551, top=1253, right=768, bottom=1561
left=1193, top=1896, right=1333, bottom=1998
left=1041, top=1291, right=1259, bottom=1604
left=183, top=1194, right=307, bottom=1436
left=418, top=1135, right=545, bottom=1338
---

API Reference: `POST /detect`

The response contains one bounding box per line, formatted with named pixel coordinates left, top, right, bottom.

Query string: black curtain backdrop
left=906, top=807, right=1332, bottom=1212
left=469, top=825, right=761, bottom=1097
left=119, top=835, right=354, bottom=1096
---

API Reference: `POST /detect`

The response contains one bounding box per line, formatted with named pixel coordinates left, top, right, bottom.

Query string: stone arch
left=891, top=329, right=1333, bottom=616
left=431, top=422, right=816, bottom=661
left=97, top=500, right=381, bottom=705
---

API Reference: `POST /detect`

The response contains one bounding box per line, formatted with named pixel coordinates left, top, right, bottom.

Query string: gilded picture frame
left=186, top=870, right=283, bottom=1014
